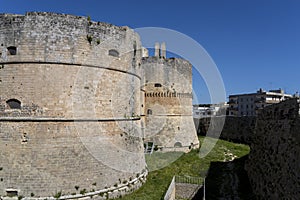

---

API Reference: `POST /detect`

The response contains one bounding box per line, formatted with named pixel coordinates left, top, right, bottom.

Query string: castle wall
left=204, top=156, right=256, bottom=199
left=0, top=121, right=145, bottom=197
left=194, top=99, right=300, bottom=199
left=0, top=12, right=146, bottom=198
left=142, top=57, right=199, bottom=150
left=195, top=116, right=255, bottom=144
left=245, top=98, right=300, bottom=199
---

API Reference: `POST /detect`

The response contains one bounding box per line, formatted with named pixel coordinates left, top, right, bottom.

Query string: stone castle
left=0, top=12, right=199, bottom=198
left=195, top=98, right=300, bottom=199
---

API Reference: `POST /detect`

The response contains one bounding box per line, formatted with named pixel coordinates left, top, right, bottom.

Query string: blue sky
left=1, top=0, right=300, bottom=103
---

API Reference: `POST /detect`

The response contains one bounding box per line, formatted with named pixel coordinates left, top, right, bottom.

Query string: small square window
left=7, top=46, right=17, bottom=55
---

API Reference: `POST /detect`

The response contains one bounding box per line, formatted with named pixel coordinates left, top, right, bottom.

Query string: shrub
left=80, top=189, right=87, bottom=195
left=87, top=16, right=92, bottom=25
left=54, top=191, right=62, bottom=199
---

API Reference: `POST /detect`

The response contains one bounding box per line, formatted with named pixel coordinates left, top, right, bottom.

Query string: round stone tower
left=141, top=49, right=199, bottom=152
left=0, top=12, right=146, bottom=198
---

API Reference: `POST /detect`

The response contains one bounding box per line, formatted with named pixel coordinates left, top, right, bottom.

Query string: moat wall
left=194, top=116, right=255, bottom=144
left=246, top=98, right=300, bottom=199
left=195, top=98, right=300, bottom=199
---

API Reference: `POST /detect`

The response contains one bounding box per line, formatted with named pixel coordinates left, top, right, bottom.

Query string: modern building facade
left=228, top=88, right=293, bottom=116
left=193, top=103, right=228, bottom=118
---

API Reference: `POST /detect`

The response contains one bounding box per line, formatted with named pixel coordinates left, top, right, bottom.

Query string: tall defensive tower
left=0, top=12, right=146, bottom=198
left=141, top=43, right=199, bottom=151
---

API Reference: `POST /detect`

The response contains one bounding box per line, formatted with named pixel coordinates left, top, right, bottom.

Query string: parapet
left=0, top=12, right=142, bottom=72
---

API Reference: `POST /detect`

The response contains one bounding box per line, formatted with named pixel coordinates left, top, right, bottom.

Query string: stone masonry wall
left=194, top=98, right=300, bottom=199
left=142, top=57, right=199, bottom=150
left=0, top=121, right=145, bottom=197
left=195, top=116, right=255, bottom=144
left=0, top=12, right=146, bottom=198
left=245, top=98, right=300, bottom=199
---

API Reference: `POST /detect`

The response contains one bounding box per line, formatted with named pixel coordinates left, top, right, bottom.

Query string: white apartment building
left=193, top=103, right=228, bottom=118
left=228, top=88, right=293, bottom=116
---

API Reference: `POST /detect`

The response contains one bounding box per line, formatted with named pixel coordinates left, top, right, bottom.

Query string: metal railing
left=175, top=175, right=202, bottom=185
left=164, top=176, right=203, bottom=200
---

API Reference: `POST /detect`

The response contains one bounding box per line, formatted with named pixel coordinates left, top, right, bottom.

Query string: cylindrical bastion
left=0, top=12, right=146, bottom=198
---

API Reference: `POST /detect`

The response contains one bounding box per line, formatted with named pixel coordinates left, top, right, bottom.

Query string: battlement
left=0, top=12, right=127, bottom=32
left=0, top=12, right=141, bottom=72
left=142, top=56, right=191, bottom=66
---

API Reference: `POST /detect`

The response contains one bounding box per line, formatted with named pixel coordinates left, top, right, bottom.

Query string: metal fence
left=164, top=176, right=203, bottom=200
left=175, top=175, right=202, bottom=185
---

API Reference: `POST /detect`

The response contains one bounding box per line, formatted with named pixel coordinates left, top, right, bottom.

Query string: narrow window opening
left=147, top=109, right=152, bottom=115
left=21, top=133, right=28, bottom=143
left=7, top=46, right=17, bottom=55
left=154, top=83, right=162, bottom=87
left=108, top=49, right=119, bottom=57
left=133, top=41, right=137, bottom=57
left=6, top=99, right=21, bottom=109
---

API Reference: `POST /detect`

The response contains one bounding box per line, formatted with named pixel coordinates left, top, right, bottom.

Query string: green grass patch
left=118, top=136, right=250, bottom=200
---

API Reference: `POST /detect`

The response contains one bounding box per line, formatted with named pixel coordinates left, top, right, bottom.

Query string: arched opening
left=154, top=83, right=162, bottom=87
left=6, top=99, right=21, bottom=109
left=147, top=109, right=152, bottom=115
left=7, top=46, right=17, bottom=55
left=108, top=49, right=119, bottom=57
left=174, top=142, right=182, bottom=147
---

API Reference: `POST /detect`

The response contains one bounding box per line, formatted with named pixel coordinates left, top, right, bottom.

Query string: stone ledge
left=0, top=171, right=148, bottom=200
left=0, top=61, right=141, bottom=80
left=0, top=117, right=141, bottom=122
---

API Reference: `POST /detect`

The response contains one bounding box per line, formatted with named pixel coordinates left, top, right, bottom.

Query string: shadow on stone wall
left=193, top=156, right=256, bottom=200
left=246, top=98, right=300, bottom=199
left=194, top=98, right=300, bottom=199
left=194, top=116, right=256, bottom=145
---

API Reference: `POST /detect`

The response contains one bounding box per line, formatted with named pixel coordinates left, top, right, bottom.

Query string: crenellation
left=0, top=12, right=141, bottom=73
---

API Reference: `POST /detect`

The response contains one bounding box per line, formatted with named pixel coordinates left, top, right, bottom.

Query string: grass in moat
left=118, top=136, right=250, bottom=200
